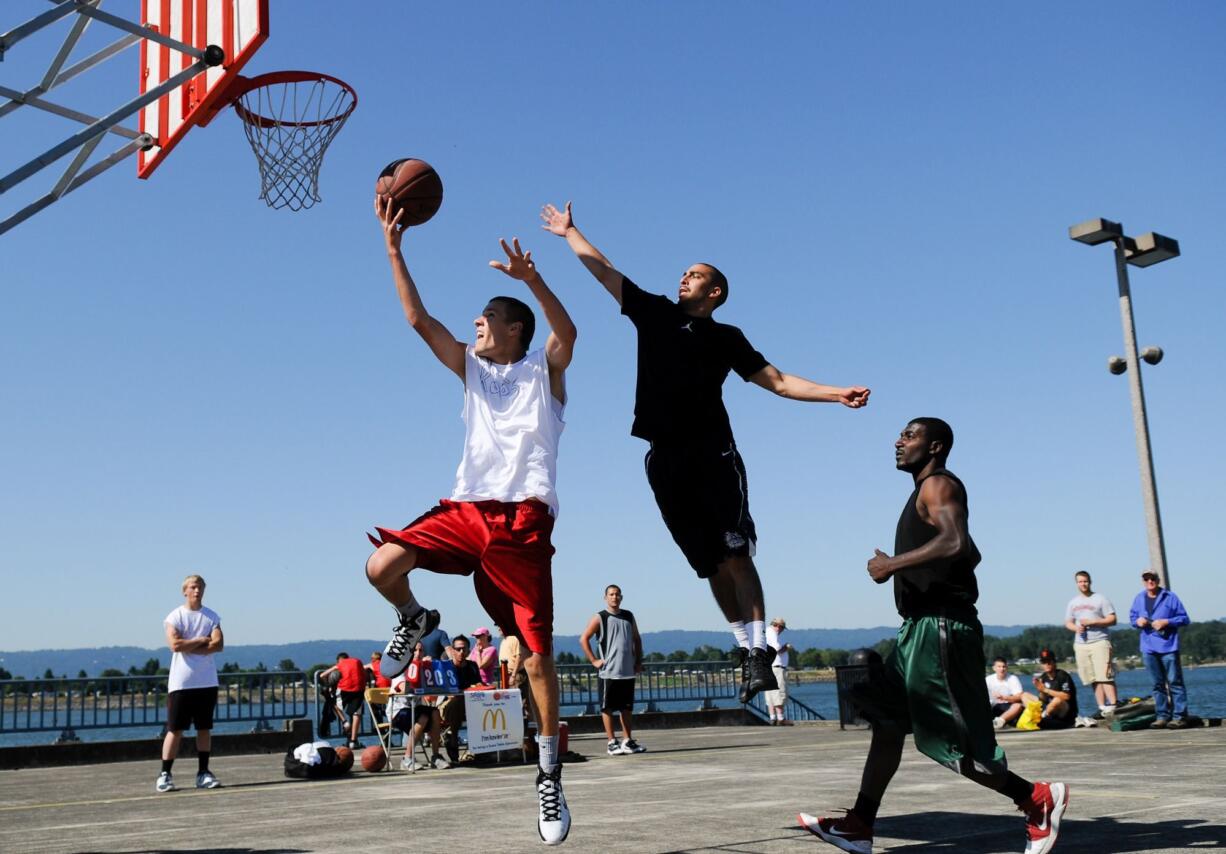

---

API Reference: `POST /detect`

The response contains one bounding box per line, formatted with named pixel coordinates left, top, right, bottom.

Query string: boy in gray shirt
left=579, top=585, right=646, bottom=755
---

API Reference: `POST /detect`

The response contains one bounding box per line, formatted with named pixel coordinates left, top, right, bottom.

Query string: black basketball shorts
left=644, top=441, right=757, bottom=579
left=600, top=677, right=636, bottom=713
left=166, top=686, right=219, bottom=732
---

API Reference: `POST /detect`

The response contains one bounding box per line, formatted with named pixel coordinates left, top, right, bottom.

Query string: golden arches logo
left=482, top=708, right=508, bottom=731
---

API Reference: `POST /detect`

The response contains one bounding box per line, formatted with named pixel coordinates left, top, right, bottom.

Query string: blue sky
left=2, top=2, right=1224, bottom=651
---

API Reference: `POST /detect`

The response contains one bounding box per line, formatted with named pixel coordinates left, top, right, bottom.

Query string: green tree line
left=556, top=621, right=1226, bottom=668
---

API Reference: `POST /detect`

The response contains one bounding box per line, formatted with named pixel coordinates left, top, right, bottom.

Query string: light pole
left=1069, top=218, right=1179, bottom=589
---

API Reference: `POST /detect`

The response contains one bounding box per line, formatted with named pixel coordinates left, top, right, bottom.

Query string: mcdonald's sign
left=482, top=707, right=508, bottom=732
left=464, top=688, right=524, bottom=754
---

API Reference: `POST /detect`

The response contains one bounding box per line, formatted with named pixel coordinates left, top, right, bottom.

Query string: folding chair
left=364, top=687, right=397, bottom=771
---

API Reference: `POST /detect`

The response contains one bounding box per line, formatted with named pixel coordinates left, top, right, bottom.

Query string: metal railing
left=0, top=671, right=310, bottom=743
left=310, top=660, right=822, bottom=740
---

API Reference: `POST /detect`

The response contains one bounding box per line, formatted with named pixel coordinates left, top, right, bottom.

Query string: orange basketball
left=334, top=746, right=354, bottom=771
left=375, top=158, right=443, bottom=226
left=360, top=744, right=387, bottom=772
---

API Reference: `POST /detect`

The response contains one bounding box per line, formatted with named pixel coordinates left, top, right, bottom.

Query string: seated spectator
left=1032, top=648, right=1078, bottom=730
left=470, top=627, right=499, bottom=685
left=366, top=651, right=393, bottom=723
left=985, top=656, right=1038, bottom=729
left=389, top=670, right=450, bottom=770
left=317, top=652, right=368, bottom=748
left=437, top=635, right=482, bottom=762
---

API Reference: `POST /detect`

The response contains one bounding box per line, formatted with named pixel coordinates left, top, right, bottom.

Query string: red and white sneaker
left=1023, top=781, right=1069, bottom=854
left=798, top=810, right=873, bottom=854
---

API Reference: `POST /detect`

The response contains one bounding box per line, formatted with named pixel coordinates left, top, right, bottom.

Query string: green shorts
left=850, top=614, right=1006, bottom=778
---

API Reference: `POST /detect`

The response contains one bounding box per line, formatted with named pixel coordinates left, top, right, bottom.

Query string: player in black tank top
left=891, top=468, right=981, bottom=621
left=800, top=418, right=1069, bottom=854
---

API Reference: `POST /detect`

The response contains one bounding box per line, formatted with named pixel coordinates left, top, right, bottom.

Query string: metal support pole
left=1112, top=239, right=1171, bottom=589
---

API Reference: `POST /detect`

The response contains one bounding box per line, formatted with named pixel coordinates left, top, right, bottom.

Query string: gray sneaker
left=155, top=771, right=175, bottom=793
left=381, top=608, right=441, bottom=680
left=619, top=738, right=646, bottom=754
left=195, top=770, right=221, bottom=789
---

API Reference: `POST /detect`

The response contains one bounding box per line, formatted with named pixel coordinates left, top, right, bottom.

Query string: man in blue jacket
left=1129, top=570, right=1191, bottom=728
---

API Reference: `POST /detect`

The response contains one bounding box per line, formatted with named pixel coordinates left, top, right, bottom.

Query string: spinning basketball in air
left=375, top=158, right=443, bottom=226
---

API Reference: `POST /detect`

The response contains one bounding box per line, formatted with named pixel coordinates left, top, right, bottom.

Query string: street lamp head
left=1140, top=346, right=1164, bottom=365
left=1108, top=355, right=1127, bottom=375
left=1126, top=232, right=1180, bottom=268
left=1069, top=218, right=1123, bottom=246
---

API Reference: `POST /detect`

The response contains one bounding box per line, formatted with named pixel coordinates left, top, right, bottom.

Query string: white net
left=233, top=73, right=356, bottom=211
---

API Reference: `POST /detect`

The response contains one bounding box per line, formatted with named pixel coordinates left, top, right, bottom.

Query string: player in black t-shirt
left=542, top=201, right=870, bottom=702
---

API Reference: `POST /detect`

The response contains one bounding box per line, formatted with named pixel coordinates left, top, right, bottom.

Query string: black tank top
left=892, top=469, right=982, bottom=620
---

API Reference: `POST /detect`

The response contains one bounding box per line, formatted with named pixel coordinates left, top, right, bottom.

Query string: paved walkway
left=1, top=723, right=1223, bottom=853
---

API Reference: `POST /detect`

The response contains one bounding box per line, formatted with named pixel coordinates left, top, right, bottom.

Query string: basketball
left=334, top=746, right=354, bottom=771
left=360, top=744, right=386, bottom=772
left=375, top=158, right=443, bottom=226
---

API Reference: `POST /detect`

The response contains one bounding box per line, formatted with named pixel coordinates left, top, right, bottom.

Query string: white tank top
left=451, top=346, right=565, bottom=516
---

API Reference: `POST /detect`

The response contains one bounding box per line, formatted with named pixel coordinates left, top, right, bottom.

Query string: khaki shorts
left=1074, top=638, right=1115, bottom=685
left=764, top=665, right=789, bottom=706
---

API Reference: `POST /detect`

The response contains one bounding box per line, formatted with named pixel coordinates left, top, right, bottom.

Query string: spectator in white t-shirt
left=156, top=574, right=223, bottom=793
left=1064, top=570, right=1118, bottom=716
left=985, top=657, right=1037, bottom=729
left=764, top=618, right=794, bottom=725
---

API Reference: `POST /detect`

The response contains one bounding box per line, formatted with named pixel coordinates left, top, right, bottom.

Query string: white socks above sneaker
left=538, top=734, right=559, bottom=774
left=395, top=592, right=421, bottom=618
left=730, top=621, right=750, bottom=650
left=750, top=620, right=766, bottom=651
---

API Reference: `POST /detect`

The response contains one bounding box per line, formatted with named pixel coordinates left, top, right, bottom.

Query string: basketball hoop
left=229, top=71, right=357, bottom=211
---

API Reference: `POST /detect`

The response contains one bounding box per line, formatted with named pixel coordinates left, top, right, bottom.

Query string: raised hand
left=540, top=201, right=573, bottom=236
left=375, top=194, right=406, bottom=250
left=489, top=237, right=538, bottom=282
left=840, top=386, right=871, bottom=409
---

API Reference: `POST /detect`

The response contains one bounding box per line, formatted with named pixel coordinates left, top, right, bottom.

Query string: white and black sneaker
left=536, top=766, right=571, bottom=845
left=195, top=770, right=221, bottom=789
left=606, top=739, right=621, bottom=756
left=619, top=738, right=646, bottom=754
left=155, top=771, right=175, bottom=793
left=380, top=607, right=441, bottom=680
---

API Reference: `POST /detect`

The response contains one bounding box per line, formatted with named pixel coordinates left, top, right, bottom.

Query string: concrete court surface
left=0, top=724, right=1223, bottom=854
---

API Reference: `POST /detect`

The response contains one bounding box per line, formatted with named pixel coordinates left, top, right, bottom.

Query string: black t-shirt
left=620, top=278, right=768, bottom=443
left=454, top=659, right=481, bottom=690
left=1037, top=668, right=1078, bottom=717
left=892, top=470, right=982, bottom=620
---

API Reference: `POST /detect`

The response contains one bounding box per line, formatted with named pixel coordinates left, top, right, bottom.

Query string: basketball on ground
left=360, top=744, right=386, bottom=772
left=334, top=745, right=354, bottom=770
left=375, top=158, right=443, bottom=226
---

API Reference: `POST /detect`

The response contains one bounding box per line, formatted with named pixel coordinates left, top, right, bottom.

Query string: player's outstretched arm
left=541, top=201, right=625, bottom=305
left=748, top=364, right=871, bottom=407
left=866, top=476, right=971, bottom=583
left=490, top=238, right=578, bottom=395
left=376, top=195, right=465, bottom=380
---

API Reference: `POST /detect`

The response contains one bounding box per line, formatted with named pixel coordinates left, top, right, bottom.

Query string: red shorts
left=369, top=499, right=556, bottom=655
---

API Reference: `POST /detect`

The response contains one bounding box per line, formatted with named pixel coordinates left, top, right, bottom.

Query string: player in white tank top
left=365, top=198, right=578, bottom=844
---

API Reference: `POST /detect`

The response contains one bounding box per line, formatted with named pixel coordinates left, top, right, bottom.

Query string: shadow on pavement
left=86, top=850, right=307, bottom=854
left=866, top=811, right=1226, bottom=852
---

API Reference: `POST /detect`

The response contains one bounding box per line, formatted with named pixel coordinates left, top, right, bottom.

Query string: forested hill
left=4, top=621, right=1224, bottom=680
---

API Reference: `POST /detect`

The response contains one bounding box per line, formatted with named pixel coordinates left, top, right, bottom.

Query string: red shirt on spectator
left=337, top=657, right=367, bottom=692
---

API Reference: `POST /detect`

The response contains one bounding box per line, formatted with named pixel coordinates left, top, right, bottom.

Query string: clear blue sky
left=2, top=2, right=1224, bottom=651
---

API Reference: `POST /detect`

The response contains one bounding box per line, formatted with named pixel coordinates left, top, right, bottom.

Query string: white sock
left=538, top=734, right=559, bottom=773
left=749, top=620, right=766, bottom=651
left=395, top=592, right=421, bottom=618
left=729, top=621, right=750, bottom=650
